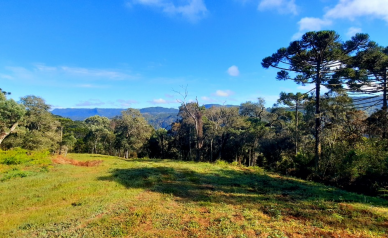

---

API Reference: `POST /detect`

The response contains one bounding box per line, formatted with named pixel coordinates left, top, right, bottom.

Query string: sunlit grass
left=1, top=154, right=388, bottom=237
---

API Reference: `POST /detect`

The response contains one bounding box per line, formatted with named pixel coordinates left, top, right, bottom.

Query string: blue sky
left=1, top=0, right=388, bottom=109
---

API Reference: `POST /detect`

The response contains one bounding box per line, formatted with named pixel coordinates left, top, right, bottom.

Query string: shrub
left=0, top=168, right=34, bottom=181
left=215, top=160, right=229, bottom=166
left=0, top=148, right=51, bottom=165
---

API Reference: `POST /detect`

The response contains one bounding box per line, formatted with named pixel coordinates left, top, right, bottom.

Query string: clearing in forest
left=1, top=154, right=388, bottom=237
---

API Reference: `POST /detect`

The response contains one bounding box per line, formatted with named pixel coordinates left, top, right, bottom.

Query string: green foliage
left=0, top=168, right=34, bottom=181
left=113, top=109, right=152, bottom=158
left=0, top=148, right=51, bottom=165
left=215, top=159, right=229, bottom=166
left=0, top=94, right=25, bottom=145
left=2, top=95, right=62, bottom=152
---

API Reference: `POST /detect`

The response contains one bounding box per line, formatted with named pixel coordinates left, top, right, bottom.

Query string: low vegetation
left=1, top=154, right=387, bottom=237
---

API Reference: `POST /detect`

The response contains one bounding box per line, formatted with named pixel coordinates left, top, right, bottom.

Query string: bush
left=0, top=168, right=34, bottom=181
left=215, top=160, right=229, bottom=166
left=0, top=148, right=51, bottom=165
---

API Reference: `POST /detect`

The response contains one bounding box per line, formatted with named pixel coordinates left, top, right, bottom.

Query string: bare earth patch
left=52, top=155, right=103, bottom=167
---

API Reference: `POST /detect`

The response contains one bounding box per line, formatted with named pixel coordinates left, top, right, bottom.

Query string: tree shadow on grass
left=98, top=160, right=388, bottom=232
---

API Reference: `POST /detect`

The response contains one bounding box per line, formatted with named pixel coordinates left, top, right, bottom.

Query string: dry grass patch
left=53, top=155, right=103, bottom=167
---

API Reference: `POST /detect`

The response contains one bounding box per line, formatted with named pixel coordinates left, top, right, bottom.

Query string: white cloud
left=117, top=99, right=138, bottom=107
left=297, top=84, right=328, bottom=93
left=227, top=65, right=240, bottom=77
left=201, top=96, right=216, bottom=102
left=76, top=84, right=107, bottom=88
left=4, top=64, right=135, bottom=84
left=292, top=0, right=388, bottom=40
left=131, top=0, right=208, bottom=22
left=2, top=64, right=136, bottom=90
left=258, top=0, right=298, bottom=15
left=149, top=98, right=177, bottom=104
left=153, top=98, right=167, bottom=104
left=292, top=17, right=332, bottom=40
left=215, top=90, right=234, bottom=97
left=34, top=64, right=134, bottom=80
left=75, top=99, right=105, bottom=107
left=325, top=0, right=388, bottom=22
left=0, top=74, right=13, bottom=80
left=346, top=27, right=362, bottom=38
left=297, top=17, right=332, bottom=32
left=4, top=66, right=35, bottom=80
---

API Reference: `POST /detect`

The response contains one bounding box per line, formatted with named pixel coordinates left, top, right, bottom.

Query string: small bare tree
left=175, top=87, right=204, bottom=162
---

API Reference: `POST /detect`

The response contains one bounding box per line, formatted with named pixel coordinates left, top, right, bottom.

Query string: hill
left=51, top=107, right=179, bottom=121
left=51, top=107, right=179, bottom=129
left=51, top=105, right=238, bottom=129
left=1, top=154, right=387, bottom=237
left=351, top=95, right=383, bottom=115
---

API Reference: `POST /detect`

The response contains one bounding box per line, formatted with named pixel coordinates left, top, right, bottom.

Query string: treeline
left=0, top=96, right=152, bottom=159
left=1, top=30, right=388, bottom=197
left=1, top=91, right=388, bottom=196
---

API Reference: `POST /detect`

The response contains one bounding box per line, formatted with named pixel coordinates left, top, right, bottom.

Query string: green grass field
left=1, top=154, right=388, bottom=237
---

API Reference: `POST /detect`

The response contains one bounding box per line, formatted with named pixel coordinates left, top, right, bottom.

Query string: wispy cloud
left=227, top=65, right=240, bottom=77
left=75, top=84, right=108, bottom=88
left=4, top=66, right=35, bottom=80
left=0, top=74, right=13, bottom=80
left=214, top=90, right=235, bottom=97
left=346, top=27, right=362, bottom=38
left=148, top=98, right=177, bottom=104
left=117, top=99, right=139, bottom=107
left=35, top=64, right=134, bottom=80
left=1, top=64, right=136, bottom=89
left=74, top=99, right=138, bottom=107
left=75, top=99, right=105, bottom=107
left=258, top=0, right=298, bottom=15
left=201, top=96, right=217, bottom=103
left=130, top=0, right=208, bottom=22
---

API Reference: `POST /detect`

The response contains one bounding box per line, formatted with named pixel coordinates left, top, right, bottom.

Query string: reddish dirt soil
left=52, top=156, right=103, bottom=167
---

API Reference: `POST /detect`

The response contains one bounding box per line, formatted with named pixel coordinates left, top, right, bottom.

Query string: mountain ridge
left=51, top=105, right=237, bottom=128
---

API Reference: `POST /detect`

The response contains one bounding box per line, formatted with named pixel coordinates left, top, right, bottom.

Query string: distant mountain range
left=51, top=107, right=179, bottom=121
left=51, top=98, right=385, bottom=129
left=351, top=95, right=384, bottom=115
left=51, top=105, right=236, bottom=129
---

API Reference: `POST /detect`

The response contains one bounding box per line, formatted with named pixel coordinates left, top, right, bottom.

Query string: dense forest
left=1, top=30, right=388, bottom=197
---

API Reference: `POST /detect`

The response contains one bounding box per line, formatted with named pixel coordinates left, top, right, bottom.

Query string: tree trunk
left=93, top=138, right=97, bottom=154
left=161, top=134, right=164, bottom=159
left=0, top=122, right=18, bottom=145
left=59, top=126, right=63, bottom=155
left=295, top=104, right=299, bottom=155
left=189, top=127, right=192, bottom=160
left=383, top=69, right=387, bottom=111
left=383, top=69, right=387, bottom=139
left=210, top=139, right=213, bottom=162
left=315, top=62, right=322, bottom=171
left=195, top=111, right=203, bottom=162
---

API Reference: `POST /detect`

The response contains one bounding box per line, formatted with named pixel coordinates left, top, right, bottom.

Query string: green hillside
left=1, top=154, right=388, bottom=237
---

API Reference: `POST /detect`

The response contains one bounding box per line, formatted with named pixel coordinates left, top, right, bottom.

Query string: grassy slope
left=1, top=154, right=388, bottom=238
